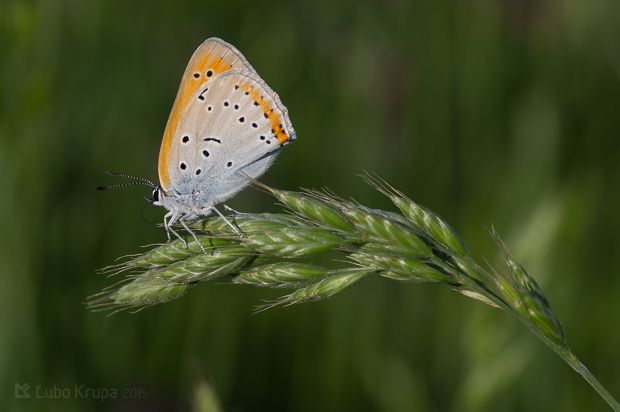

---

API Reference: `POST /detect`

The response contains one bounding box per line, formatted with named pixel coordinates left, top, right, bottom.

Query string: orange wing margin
left=157, top=38, right=254, bottom=191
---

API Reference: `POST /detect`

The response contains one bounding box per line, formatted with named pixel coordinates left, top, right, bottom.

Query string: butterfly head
left=149, top=186, right=161, bottom=204
left=146, top=186, right=188, bottom=215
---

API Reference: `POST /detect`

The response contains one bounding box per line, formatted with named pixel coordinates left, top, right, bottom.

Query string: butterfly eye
left=152, top=188, right=160, bottom=202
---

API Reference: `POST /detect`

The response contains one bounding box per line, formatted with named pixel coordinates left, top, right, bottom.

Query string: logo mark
left=15, top=383, right=30, bottom=398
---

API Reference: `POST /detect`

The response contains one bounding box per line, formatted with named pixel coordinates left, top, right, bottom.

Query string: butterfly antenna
left=103, top=171, right=156, bottom=187
left=95, top=181, right=155, bottom=191
left=95, top=171, right=156, bottom=190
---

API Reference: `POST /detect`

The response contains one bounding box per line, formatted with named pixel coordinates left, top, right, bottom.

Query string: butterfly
left=98, top=38, right=296, bottom=253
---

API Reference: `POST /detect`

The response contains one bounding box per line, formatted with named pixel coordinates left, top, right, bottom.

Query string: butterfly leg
left=223, top=204, right=247, bottom=215
left=165, top=210, right=188, bottom=247
left=163, top=211, right=173, bottom=242
left=210, top=206, right=243, bottom=238
left=179, top=213, right=207, bottom=254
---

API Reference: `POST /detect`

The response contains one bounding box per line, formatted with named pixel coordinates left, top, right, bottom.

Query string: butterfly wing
left=167, top=69, right=296, bottom=208
left=158, top=38, right=256, bottom=191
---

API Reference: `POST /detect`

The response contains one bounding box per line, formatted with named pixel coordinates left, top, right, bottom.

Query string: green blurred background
left=2, top=0, right=620, bottom=410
